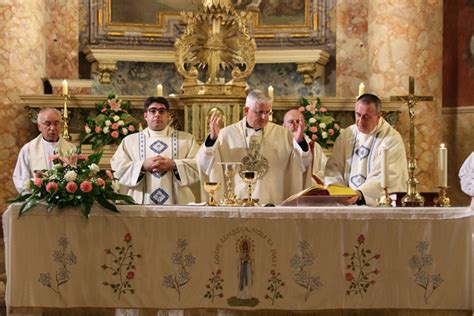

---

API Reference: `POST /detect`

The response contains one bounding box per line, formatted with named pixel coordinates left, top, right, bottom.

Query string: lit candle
left=381, top=145, right=389, bottom=188
left=358, top=82, right=365, bottom=96
left=157, top=84, right=163, bottom=96
left=62, top=79, right=68, bottom=96
left=438, top=143, right=448, bottom=187
left=268, top=85, right=274, bottom=99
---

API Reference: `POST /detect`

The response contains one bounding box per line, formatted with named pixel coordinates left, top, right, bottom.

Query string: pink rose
left=78, top=154, right=88, bottom=160
left=79, top=180, right=93, bottom=193
left=311, top=134, right=318, bottom=141
left=95, top=126, right=102, bottom=133
left=105, top=170, right=114, bottom=180
left=128, top=125, right=136, bottom=132
left=34, top=177, right=43, bottom=187
left=101, top=108, right=107, bottom=113
left=96, top=178, right=106, bottom=187
left=46, top=181, right=58, bottom=193
left=111, top=131, right=119, bottom=139
left=320, top=107, right=327, bottom=112
left=109, top=101, right=121, bottom=111
left=298, top=106, right=305, bottom=112
left=328, top=128, right=334, bottom=136
left=111, top=122, right=119, bottom=130
left=48, top=153, right=60, bottom=161
left=66, top=181, right=78, bottom=193
left=310, top=126, right=318, bottom=133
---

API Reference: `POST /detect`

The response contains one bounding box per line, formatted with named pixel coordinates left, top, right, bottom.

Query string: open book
left=280, top=183, right=357, bottom=206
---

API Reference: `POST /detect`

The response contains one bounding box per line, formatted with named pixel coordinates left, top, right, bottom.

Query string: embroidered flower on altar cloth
left=298, top=97, right=342, bottom=149
left=80, top=93, right=141, bottom=149
left=8, top=149, right=134, bottom=218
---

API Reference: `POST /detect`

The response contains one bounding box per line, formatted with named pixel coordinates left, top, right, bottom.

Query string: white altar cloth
left=2, top=204, right=473, bottom=314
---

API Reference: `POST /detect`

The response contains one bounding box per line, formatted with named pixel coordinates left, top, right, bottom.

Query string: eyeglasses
left=147, top=108, right=168, bottom=116
left=252, top=110, right=273, bottom=117
left=39, top=121, right=61, bottom=127
left=285, top=119, right=301, bottom=125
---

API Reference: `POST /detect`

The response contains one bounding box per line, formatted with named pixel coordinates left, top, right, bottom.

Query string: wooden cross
left=390, top=76, right=433, bottom=206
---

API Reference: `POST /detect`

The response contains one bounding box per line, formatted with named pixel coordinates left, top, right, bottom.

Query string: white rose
left=113, top=115, right=120, bottom=122
left=88, top=163, right=100, bottom=174
left=112, top=180, right=120, bottom=193
left=64, top=170, right=77, bottom=181
left=122, top=128, right=128, bottom=135
left=105, top=120, right=112, bottom=126
left=23, top=179, right=32, bottom=191
left=309, top=117, right=316, bottom=124
left=84, top=125, right=91, bottom=134
left=103, top=126, right=110, bottom=134
left=319, top=123, right=327, bottom=129
left=322, top=131, right=328, bottom=139
left=118, top=120, right=124, bottom=126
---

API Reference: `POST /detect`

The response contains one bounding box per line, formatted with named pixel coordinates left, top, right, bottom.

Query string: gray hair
left=37, top=108, right=62, bottom=123
left=356, top=93, right=382, bottom=113
left=245, top=90, right=272, bottom=109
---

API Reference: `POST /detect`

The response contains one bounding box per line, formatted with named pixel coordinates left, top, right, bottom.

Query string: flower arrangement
left=298, top=97, right=342, bottom=149
left=80, top=93, right=141, bottom=149
left=9, top=149, right=134, bottom=218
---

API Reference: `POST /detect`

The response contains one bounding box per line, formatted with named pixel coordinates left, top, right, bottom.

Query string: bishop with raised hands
left=197, top=89, right=312, bottom=205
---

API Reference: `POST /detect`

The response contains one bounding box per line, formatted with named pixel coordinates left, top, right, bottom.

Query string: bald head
left=283, top=109, right=303, bottom=133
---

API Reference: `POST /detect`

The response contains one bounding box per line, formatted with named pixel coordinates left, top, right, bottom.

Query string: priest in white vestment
left=13, top=108, right=75, bottom=193
left=283, top=109, right=327, bottom=183
left=111, top=97, right=200, bottom=205
left=459, top=151, right=474, bottom=208
left=324, top=93, right=408, bottom=206
left=197, top=90, right=312, bottom=205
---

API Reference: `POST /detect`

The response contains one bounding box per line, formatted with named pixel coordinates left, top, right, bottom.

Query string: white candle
left=358, top=82, right=365, bottom=96
left=62, top=79, right=68, bottom=96
left=381, top=145, right=389, bottom=188
left=157, top=84, right=163, bottom=96
left=268, top=85, right=274, bottom=99
left=438, top=143, right=448, bottom=187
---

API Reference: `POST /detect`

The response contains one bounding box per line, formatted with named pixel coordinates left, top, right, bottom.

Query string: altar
left=3, top=204, right=473, bottom=315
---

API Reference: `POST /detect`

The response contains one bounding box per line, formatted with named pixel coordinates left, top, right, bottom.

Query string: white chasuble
left=13, top=134, right=75, bottom=193
left=324, top=118, right=408, bottom=206
left=111, top=127, right=200, bottom=205
left=197, top=119, right=312, bottom=205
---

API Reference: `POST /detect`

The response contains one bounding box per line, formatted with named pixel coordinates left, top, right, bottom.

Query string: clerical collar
left=149, top=126, right=169, bottom=137
left=245, top=121, right=261, bottom=131
left=42, top=137, right=59, bottom=144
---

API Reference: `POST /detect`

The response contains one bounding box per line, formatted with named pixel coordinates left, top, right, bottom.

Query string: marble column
left=367, top=0, right=443, bottom=192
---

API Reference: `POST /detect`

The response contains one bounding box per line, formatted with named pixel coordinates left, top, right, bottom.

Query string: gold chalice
left=204, top=182, right=221, bottom=206
left=218, top=162, right=241, bottom=206
left=240, top=170, right=258, bottom=207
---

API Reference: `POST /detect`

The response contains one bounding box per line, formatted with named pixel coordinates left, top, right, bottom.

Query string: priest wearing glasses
left=13, top=108, right=75, bottom=193
left=111, top=96, right=200, bottom=205
left=197, top=89, right=312, bottom=205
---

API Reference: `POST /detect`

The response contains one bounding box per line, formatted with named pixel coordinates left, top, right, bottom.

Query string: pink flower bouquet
left=80, top=93, right=141, bottom=149
left=9, top=149, right=134, bottom=218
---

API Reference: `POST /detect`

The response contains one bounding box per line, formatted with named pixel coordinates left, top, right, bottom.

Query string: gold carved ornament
left=174, top=0, right=256, bottom=95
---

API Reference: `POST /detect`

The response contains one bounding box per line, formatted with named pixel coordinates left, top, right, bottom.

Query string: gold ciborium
left=204, top=182, right=221, bottom=206
left=240, top=170, right=258, bottom=207
left=218, top=162, right=241, bottom=206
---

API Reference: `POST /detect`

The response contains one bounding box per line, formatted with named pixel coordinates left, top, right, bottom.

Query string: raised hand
left=292, top=117, right=305, bottom=143
left=209, top=111, right=222, bottom=140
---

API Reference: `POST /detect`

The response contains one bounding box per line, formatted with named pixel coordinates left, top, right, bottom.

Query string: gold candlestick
left=433, top=186, right=451, bottom=207
left=376, top=187, right=393, bottom=207
left=62, top=93, right=71, bottom=141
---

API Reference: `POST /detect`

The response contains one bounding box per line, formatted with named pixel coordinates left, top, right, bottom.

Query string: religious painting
left=86, top=0, right=325, bottom=48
